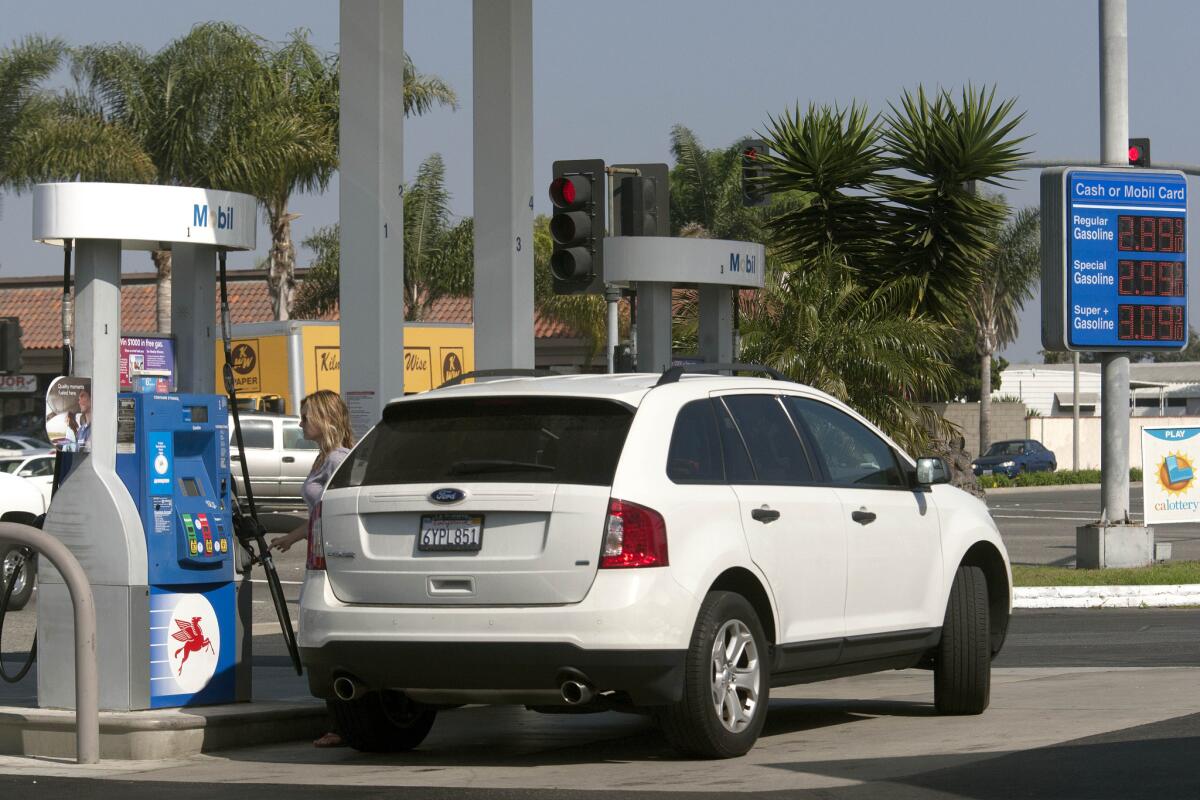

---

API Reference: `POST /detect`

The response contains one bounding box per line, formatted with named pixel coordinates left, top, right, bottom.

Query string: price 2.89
left=1117, top=215, right=1185, bottom=253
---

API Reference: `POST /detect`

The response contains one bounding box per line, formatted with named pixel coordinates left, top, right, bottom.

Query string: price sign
left=1041, top=167, right=1188, bottom=351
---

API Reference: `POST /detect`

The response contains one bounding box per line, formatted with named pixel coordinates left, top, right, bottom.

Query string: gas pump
left=114, top=392, right=237, bottom=706
left=30, top=183, right=296, bottom=711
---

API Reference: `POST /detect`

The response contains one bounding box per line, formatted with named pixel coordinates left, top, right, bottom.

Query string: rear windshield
left=330, top=396, right=635, bottom=488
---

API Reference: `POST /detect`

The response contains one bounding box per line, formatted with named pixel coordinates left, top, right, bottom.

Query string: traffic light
left=612, top=163, right=670, bottom=237
left=741, top=139, right=769, bottom=206
left=1128, top=138, right=1151, bottom=167
left=550, top=159, right=605, bottom=294
left=0, top=317, right=22, bottom=373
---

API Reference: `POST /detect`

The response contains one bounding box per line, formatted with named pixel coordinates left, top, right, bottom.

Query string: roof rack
left=654, top=362, right=790, bottom=387
left=438, top=368, right=556, bottom=389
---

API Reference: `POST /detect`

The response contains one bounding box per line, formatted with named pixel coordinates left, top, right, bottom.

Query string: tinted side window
left=714, top=400, right=755, bottom=483
left=237, top=420, right=275, bottom=450
left=283, top=421, right=319, bottom=450
left=786, top=397, right=905, bottom=488
left=722, top=395, right=814, bottom=484
left=667, top=400, right=724, bottom=483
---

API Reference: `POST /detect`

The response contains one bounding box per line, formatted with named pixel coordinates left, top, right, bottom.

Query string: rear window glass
left=330, top=396, right=635, bottom=488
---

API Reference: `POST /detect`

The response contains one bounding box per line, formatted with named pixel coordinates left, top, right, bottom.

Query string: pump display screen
left=179, top=477, right=202, bottom=497
left=188, top=406, right=208, bottom=423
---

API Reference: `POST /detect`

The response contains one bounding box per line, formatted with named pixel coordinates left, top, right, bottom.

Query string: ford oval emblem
left=430, top=488, right=466, bottom=504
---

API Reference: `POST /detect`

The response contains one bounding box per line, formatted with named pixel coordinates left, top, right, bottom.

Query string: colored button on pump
left=196, top=514, right=214, bottom=555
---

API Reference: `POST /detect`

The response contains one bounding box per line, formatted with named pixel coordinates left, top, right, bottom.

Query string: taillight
left=600, top=499, right=668, bottom=568
left=306, top=501, right=326, bottom=570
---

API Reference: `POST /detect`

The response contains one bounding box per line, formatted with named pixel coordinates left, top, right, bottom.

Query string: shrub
left=979, top=467, right=1142, bottom=489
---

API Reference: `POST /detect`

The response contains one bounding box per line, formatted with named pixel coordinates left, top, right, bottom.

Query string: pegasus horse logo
left=171, top=616, right=214, bottom=675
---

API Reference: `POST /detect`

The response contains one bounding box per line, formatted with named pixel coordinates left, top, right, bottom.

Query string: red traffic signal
left=550, top=175, right=591, bottom=209
left=1128, top=137, right=1150, bottom=167
left=549, top=160, right=605, bottom=291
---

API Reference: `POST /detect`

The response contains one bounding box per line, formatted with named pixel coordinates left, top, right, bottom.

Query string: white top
left=304, top=447, right=351, bottom=517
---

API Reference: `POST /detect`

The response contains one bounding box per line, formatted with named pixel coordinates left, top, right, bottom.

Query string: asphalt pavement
left=985, top=484, right=1200, bottom=565
left=0, top=607, right=1196, bottom=799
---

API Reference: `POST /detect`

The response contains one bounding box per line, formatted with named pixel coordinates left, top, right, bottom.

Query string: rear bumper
left=297, top=569, right=698, bottom=706
left=302, top=640, right=686, bottom=705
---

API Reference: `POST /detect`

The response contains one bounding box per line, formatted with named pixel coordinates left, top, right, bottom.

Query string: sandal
left=313, top=731, right=345, bottom=748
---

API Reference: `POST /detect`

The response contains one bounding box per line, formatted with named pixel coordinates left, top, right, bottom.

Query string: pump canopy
left=33, top=182, right=257, bottom=252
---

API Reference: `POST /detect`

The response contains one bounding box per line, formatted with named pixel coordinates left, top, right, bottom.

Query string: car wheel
left=328, top=690, right=437, bottom=752
left=0, top=547, right=35, bottom=612
left=934, top=565, right=990, bottom=715
left=655, top=591, right=769, bottom=758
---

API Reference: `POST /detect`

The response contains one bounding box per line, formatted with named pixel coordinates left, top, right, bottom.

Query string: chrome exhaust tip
left=560, top=679, right=594, bottom=705
left=332, top=675, right=367, bottom=701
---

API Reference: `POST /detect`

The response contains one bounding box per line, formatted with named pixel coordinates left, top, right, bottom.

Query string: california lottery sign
left=1142, top=427, right=1200, bottom=524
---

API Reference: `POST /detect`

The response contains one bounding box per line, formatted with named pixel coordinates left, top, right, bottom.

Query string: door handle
left=851, top=508, right=876, bottom=525
left=751, top=507, right=780, bottom=524
left=282, top=456, right=296, bottom=463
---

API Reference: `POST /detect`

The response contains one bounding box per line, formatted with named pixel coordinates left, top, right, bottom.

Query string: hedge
left=978, top=468, right=1143, bottom=489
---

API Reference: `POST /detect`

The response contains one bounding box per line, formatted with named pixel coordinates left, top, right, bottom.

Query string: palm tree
left=668, top=124, right=774, bottom=242
left=70, top=24, right=270, bottom=331
left=968, top=204, right=1040, bottom=453
left=878, top=86, right=1028, bottom=323
left=206, top=28, right=339, bottom=321
left=0, top=36, right=65, bottom=205
left=292, top=154, right=474, bottom=322
left=759, top=86, right=1028, bottom=325
left=739, top=258, right=955, bottom=453
left=227, top=45, right=456, bottom=320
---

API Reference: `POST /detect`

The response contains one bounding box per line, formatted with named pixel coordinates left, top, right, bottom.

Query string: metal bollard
left=0, top=522, right=99, bottom=764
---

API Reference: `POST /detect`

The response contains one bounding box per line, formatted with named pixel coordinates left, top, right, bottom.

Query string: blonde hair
left=301, top=390, right=354, bottom=469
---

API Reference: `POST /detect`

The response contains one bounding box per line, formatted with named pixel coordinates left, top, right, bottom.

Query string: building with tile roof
left=0, top=268, right=591, bottom=434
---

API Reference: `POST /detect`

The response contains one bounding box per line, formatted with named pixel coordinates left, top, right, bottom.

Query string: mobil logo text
left=192, top=203, right=236, bottom=231
left=727, top=252, right=757, bottom=274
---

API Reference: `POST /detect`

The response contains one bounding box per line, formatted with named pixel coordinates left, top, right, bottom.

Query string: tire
left=328, top=690, right=437, bottom=752
left=934, top=565, right=990, bottom=715
left=0, top=547, right=35, bottom=612
left=655, top=591, right=769, bottom=759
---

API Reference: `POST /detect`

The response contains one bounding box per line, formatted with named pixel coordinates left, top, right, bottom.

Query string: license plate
left=982, top=469, right=993, bottom=476
left=418, top=514, right=484, bottom=552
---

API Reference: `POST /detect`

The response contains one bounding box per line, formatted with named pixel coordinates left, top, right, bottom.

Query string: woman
left=270, top=390, right=354, bottom=554
left=269, top=390, right=354, bottom=749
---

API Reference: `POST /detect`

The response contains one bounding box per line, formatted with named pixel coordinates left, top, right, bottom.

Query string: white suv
left=298, top=370, right=1012, bottom=758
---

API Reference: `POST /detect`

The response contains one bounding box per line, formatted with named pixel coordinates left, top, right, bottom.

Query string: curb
left=1014, top=583, right=1200, bottom=608
left=986, top=482, right=1143, bottom=495
left=0, top=700, right=326, bottom=761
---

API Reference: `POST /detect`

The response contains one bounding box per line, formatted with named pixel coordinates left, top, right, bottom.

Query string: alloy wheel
left=709, top=618, right=761, bottom=733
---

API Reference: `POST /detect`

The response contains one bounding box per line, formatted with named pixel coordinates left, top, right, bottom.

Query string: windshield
left=331, top=395, right=635, bottom=488
left=0, top=460, right=22, bottom=473
left=984, top=442, right=1026, bottom=457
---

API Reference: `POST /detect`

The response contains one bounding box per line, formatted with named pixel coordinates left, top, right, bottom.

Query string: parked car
left=972, top=439, right=1057, bottom=479
left=0, top=471, right=46, bottom=611
left=299, top=371, right=1013, bottom=758
left=0, top=434, right=51, bottom=454
left=0, top=453, right=56, bottom=508
left=228, top=413, right=319, bottom=511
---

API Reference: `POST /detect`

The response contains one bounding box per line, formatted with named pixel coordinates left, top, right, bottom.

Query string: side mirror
left=915, top=456, right=950, bottom=486
left=17, top=469, right=34, bottom=478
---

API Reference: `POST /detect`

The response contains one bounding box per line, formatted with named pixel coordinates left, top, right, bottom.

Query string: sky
left=2, top=0, right=1198, bottom=363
